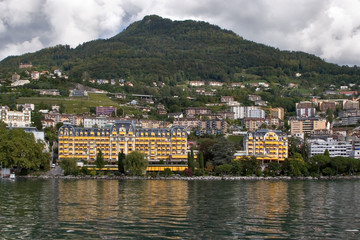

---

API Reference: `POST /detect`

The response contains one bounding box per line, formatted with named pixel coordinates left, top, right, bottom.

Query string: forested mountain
left=1, top=15, right=360, bottom=86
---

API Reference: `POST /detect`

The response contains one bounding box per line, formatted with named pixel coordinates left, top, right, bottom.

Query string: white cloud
left=0, top=0, right=360, bottom=66
left=0, top=37, right=44, bottom=60
left=43, top=0, right=127, bottom=46
left=0, top=0, right=44, bottom=27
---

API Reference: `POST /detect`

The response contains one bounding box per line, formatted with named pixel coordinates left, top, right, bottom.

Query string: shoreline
left=17, top=175, right=360, bottom=181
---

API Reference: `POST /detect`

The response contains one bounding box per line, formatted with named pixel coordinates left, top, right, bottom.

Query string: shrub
left=80, top=166, right=90, bottom=175
left=194, top=168, right=205, bottom=176
left=230, top=160, right=242, bottom=175
left=162, top=168, right=172, bottom=177
left=215, top=164, right=232, bottom=175
left=322, top=167, right=335, bottom=176
left=184, top=168, right=192, bottom=177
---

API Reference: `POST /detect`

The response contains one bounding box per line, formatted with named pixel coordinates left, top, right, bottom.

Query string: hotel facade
left=0, top=106, right=31, bottom=127
left=244, top=129, right=288, bottom=162
left=58, top=121, right=188, bottom=170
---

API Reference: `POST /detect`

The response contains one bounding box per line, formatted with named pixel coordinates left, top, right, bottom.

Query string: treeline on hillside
left=1, top=15, right=360, bottom=87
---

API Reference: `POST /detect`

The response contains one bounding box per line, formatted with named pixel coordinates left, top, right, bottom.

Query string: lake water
left=1, top=179, right=360, bottom=239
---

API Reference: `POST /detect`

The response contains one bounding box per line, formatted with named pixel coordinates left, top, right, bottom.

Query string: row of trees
left=212, top=153, right=360, bottom=177
left=60, top=150, right=148, bottom=176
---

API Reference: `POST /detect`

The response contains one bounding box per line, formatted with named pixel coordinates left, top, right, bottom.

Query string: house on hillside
left=209, top=81, right=223, bottom=87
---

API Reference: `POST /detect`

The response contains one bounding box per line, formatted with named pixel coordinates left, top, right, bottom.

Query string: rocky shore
left=19, top=175, right=360, bottom=181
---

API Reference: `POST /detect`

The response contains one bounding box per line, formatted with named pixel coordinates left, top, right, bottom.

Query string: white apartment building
left=308, top=138, right=352, bottom=158
left=83, top=116, right=115, bottom=128
left=0, top=106, right=31, bottom=127
left=230, top=106, right=265, bottom=119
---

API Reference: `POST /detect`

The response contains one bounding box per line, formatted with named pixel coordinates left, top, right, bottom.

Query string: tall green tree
left=324, top=149, right=330, bottom=157
left=124, top=151, right=147, bottom=176
left=31, top=111, right=44, bottom=130
left=241, top=156, right=261, bottom=176
left=198, top=152, right=204, bottom=170
left=198, top=138, right=216, bottom=165
left=60, top=158, right=78, bottom=175
left=190, top=149, right=195, bottom=171
left=44, top=127, right=57, bottom=151
left=0, top=124, right=50, bottom=171
left=95, top=149, right=105, bottom=169
left=118, top=150, right=125, bottom=174
left=308, top=154, right=330, bottom=175
left=188, top=151, right=194, bottom=171
left=210, top=137, right=236, bottom=166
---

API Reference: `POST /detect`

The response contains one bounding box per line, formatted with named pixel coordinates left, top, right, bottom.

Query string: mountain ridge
left=0, top=15, right=358, bottom=86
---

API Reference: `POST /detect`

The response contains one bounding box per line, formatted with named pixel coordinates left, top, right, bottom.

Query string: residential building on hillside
left=70, top=89, right=88, bottom=97
left=308, top=138, right=352, bottom=158
left=334, top=116, right=360, bottom=126
left=221, top=96, right=234, bottom=103
left=244, top=129, right=288, bottom=162
left=343, top=100, right=359, bottom=110
left=230, top=106, right=265, bottom=119
left=156, top=104, right=167, bottom=115
left=217, top=111, right=235, bottom=120
left=173, top=118, right=199, bottom=131
left=195, top=88, right=205, bottom=94
left=271, top=107, right=284, bottom=120
left=265, top=117, right=281, bottom=127
left=189, top=81, right=205, bottom=87
left=242, top=118, right=265, bottom=131
left=31, top=71, right=40, bottom=80
left=16, top=103, right=35, bottom=111
left=168, top=112, right=183, bottom=119
left=185, top=107, right=211, bottom=116
left=83, top=116, right=118, bottom=128
left=0, top=106, right=31, bottom=127
left=350, top=140, right=360, bottom=159
left=339, top=90, right=357, bottom=96
left=231, top=83, right=245, bottom=88
left=319, top=101, right=336, bottom=112
left=58, top=122, right=188, bottom=168
left=254, top=100, right=268, bottom=106
left=339, top=110, right=360, bottom=117
left=54, top=69, right=62, bottom=77
left=296, top=101, right=316, bottom=117
left=139, top=120, right=167, bottom=129
left=44, top=113, right=83, bottom=126
left=248, top=95, right=261, bottom=102
left=195, top=120, right=227, bottom=135
left=289, top=117, right=327, bottom=135
left=11, top=73, right=20, bottom=82
left=115, top=93, right=126, bottom=99
left=37, top=89, right=60, bottom=96
left=209, top=81, right=223, bottom=87
left=42, top=118, right=56, bottom=128
left=11, top=80, right=30, bottom=87
left=19, top=62, right=32, bottom=69
left=96, top=106, right=117, bottom=116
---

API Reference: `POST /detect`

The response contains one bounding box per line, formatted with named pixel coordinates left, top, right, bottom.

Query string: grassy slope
left=17, top=93, right=118, bottom=114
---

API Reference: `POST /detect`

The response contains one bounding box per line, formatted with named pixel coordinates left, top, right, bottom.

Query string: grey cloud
left=0, top=0, right=359, bottom=66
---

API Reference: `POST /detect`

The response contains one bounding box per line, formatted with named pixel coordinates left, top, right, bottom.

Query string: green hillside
left=1, top=15, right=360, bottom=86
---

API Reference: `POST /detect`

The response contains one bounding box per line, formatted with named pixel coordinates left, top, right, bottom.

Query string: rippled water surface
left=1, top=179, right=360, bottom=239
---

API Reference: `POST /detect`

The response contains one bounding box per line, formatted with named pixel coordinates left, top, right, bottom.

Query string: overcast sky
left=1, top=0, right=360, bottom=66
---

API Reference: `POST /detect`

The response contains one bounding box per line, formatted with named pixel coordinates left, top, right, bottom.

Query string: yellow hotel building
left=244, top=129, right=288, bottom=162
left=58, top=121, right=188, bottom=171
